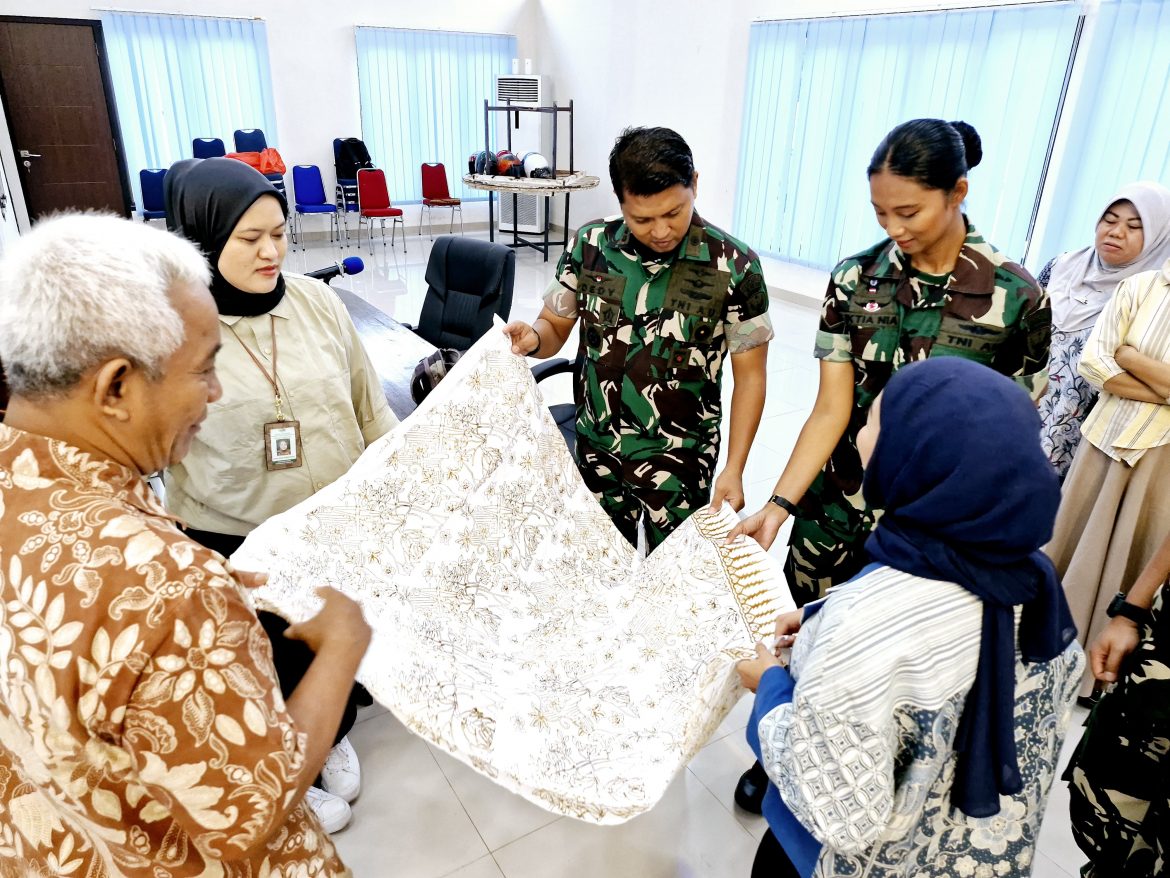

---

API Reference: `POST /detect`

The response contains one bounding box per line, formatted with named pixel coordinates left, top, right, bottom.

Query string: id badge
left=264, top=420, right=303, bottom=471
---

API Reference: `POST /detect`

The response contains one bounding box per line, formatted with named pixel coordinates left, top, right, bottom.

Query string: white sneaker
left=304, top=785, right=352, bottom=834
left=320, top=736, right=361, bottom=803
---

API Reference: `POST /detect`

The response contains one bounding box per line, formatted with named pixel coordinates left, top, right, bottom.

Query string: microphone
left=304, top=256, right=365, bottom=284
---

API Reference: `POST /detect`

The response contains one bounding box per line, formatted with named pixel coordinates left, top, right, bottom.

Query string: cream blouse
left=166, top=273, right=397, bottom=534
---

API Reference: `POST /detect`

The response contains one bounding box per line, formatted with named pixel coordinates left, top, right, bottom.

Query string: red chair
left=419, top=162, right=463, bottom=239
left=356, top=168, right=406, bottom=254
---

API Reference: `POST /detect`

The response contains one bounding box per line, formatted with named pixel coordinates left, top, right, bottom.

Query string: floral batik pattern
left=756, top=567, right=1084, bottom=878
left=1038, top=326, right=1098, bottom=478
left=234, top=326, right=795, bottom=825
left=0, top=425, right=347, bottom=877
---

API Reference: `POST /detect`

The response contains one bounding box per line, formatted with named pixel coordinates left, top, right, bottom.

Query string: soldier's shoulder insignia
left=738, top=271, right=769, bottom=316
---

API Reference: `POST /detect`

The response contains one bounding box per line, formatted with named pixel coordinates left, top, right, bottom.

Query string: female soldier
left=729, top=118, right=1050, bottom=813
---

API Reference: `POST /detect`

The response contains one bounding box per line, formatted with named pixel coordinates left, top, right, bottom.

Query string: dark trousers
left=752, top=829, right=803, bottom=878
left=183, top=526, right=358, bottom=746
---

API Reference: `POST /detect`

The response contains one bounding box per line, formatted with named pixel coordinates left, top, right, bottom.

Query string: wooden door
left=0, top=152, right=20, bottom=253
left=0, top=19, right=130, bottom=218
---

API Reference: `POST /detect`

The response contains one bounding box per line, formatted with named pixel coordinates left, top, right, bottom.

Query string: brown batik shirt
left=0, top=423, right=348, bottom=877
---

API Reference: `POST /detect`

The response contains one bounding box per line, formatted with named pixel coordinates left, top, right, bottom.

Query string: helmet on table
left=522, top=152, right=553, bottom=179
left=495, top=151, right=523, bottom=177
left=473, top=150, right=497, bottom=175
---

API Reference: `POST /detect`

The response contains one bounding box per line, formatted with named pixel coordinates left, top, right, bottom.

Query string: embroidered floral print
left=234, top=327, right=794, bottom=825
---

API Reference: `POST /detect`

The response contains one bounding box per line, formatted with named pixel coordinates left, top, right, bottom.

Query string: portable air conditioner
left=495, top=74, right=554, bottom=234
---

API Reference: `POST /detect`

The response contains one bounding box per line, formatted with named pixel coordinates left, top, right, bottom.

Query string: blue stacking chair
left=232, top=128, right=287, bottom=205
left=139, top=169, right=167, bottom=224
left=192, top=137, right=226, bottom=158
left=291, top=165, right=341, bottom=251
left=233, top=128, right=268, bottom=152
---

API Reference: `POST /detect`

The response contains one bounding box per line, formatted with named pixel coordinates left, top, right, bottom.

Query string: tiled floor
left=285, top=231, right=1090, bottom=877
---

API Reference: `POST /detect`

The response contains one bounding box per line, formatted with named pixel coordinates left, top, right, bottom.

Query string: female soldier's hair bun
left=948, top=121, right=983, bottom=171
left=868, top=119, right=980, bottom=191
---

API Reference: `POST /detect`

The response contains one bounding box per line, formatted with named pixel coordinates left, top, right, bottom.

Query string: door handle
left=18, top=150, right=41, bottom=159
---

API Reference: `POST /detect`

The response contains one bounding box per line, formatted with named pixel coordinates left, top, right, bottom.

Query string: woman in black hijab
left=163, top=158, right=397, bottom=833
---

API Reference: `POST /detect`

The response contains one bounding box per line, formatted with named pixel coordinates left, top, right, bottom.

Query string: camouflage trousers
left=1065, top=586, right=1169, bottom=877
left=783, top=470, right=873, bottom=608
left=576, top=436, right=713, bottom=553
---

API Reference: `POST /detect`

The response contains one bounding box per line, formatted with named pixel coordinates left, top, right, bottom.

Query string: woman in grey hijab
left=1038, top=181, right=1170, bottom=477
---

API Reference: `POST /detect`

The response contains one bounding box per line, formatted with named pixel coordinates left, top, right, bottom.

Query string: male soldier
left=503, top=126, right=773, bottom=550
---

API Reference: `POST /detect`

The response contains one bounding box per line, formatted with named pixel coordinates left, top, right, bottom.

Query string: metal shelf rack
left=481, top=99, right=577, bottom=262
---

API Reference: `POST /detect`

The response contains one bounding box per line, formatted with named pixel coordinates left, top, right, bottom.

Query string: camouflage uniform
left=544, top=212, right=773, bottom=550
left=1065, top=586, right=1169, bottom=877
left=788, top=221, right=1050, bottom=605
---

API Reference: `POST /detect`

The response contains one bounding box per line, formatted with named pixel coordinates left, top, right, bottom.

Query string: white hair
left=0, top=212, right=210, bottom=398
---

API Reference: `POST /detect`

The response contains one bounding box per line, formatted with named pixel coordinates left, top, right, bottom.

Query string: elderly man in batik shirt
left=0, top=214, right=369, bottom=877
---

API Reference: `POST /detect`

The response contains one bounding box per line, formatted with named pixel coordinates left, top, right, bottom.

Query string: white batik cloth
left=234, top=323, right=794, bottom=824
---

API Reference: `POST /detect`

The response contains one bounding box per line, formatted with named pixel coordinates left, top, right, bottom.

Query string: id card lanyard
left=226, top=315, right=303, bottom=471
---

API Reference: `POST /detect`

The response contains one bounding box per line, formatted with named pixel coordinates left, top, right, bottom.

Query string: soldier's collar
left=680, top=212, right=711, bottom=262
left=868, top=218, right=996, bottom=296
left=607, top=211, right=711, bottom=263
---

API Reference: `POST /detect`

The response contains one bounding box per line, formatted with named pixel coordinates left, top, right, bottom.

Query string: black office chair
left=531, top=356, right=579, bottom=454
left=411, top=236, right=515, bottom=350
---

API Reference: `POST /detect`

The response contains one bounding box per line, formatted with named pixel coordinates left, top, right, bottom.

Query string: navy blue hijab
left=862, top=358, right=1076, bottom=818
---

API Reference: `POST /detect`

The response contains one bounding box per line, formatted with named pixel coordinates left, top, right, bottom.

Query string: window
left=355, top=27, right=516, bottom=203
left=1030, top=0, right=1170, bottom=265
left=733, top=4, right=1080, bottom=269
left=100, top=12, right=278, bottom=210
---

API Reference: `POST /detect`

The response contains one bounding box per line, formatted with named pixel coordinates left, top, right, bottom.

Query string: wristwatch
left=1106, top=592, right=1153, bottom=628
left=768, top=495, right=801, bottom=518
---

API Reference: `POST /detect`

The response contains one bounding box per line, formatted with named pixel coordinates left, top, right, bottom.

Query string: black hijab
left=164, top=158, right=289, bottom=316
left=862, top=358, right=1076, bottom=818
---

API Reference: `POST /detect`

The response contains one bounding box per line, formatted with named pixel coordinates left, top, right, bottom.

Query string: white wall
left=0, top=0, right=541, bottom=226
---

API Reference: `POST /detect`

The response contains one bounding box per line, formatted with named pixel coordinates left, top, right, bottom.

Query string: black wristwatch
left=769, top=495, right=801, bottom=518
left=1106, top=592, right=1153, bottom=628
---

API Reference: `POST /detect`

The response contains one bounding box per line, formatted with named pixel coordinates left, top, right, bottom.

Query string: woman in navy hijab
left=737, top=357, right=1082, bottom=878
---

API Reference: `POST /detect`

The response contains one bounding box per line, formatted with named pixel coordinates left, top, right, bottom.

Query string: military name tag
left=577, top=270, right=626, bottom=303
left=936, top=317, right=1008, bottom=354
left=663, top=262, right=729, bottom=320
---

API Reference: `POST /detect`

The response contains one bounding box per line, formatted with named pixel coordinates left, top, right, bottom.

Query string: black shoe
left=734, top=761, right=769, bottom=814
left=353, top=683, right=374, bottom=707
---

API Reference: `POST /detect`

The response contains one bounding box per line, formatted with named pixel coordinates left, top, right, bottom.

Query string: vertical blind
left=100, top=12, right=278, bottom=210
left=733, top=4, right=1079, bottom=270
left=1030, top=0, right=1170, bottom=265
left=355, top=27, right=516, bottom=203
